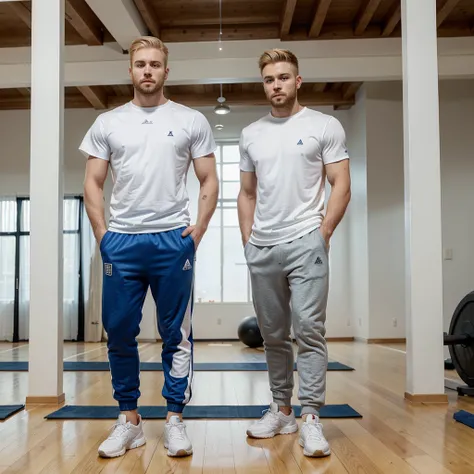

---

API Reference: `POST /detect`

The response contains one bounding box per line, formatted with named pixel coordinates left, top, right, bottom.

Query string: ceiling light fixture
left=214, top=83, right=230, bottom=114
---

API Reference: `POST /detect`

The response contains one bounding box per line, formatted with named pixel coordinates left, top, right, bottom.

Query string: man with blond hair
left=80, top=36, right=218, bottom=459
left=238, top=49, right=351, bottom=457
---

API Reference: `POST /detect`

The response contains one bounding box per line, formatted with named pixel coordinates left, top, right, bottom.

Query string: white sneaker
left=98, top=414, right=146, bottom=458
left=164, top=416, right=193, bottom=457
left=246, top=402, right=298, bottom=438
left=299, top=414, right=331, bottom=457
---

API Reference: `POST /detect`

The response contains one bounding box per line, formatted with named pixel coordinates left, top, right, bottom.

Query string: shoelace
left=168, top=423, right=186, bottom=441
left=305, top=423, right=323, bottom=441
left=256, top=409, right=279, bottom=425
left=109, top=422, right=131, bottom=440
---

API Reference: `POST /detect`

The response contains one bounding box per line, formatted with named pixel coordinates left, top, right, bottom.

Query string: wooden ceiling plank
left=133, top=0, right=160, bottom=37
left=381, top=2, right=401, bottom=37
left=8, top=1, right=31, bottom=28
left=65, top=0, right=103, bottom=46
left=77, top=85, right=108, bottom=109
left=308, top=0, right=333, bottom=38
left=354, top=0, right=383, bottom=36
left=437, top=0, right=461, bottom=28
left=280, top=0, right=297, bottom=37
left=17, top=87, right=30, bottom=97
left=341, top=82, right=363, bottom=100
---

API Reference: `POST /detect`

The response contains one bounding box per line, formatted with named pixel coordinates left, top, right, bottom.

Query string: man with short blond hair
left=80, top=36, right=219, bottom=459
left=238, top=48, right=351, bottom=457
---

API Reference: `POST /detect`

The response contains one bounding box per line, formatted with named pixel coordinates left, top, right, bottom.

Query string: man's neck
left=132, top=90, right=167, bottom=108
left=271, top=100, right=303, bottom=118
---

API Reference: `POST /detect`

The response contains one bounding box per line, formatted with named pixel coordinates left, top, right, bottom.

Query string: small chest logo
left=168, top=131, right=174, bottom=137
left=142, top=119, right=153, bottom=125
left=297, top=139, right=303, bottom=145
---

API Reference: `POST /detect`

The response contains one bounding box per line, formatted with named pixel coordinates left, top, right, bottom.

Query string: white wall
left=439, top=80, right=474, bottom=332
left=366, top=82, right=406, bottom=339
left=348, top=79, right=474, bottom=341
left=346, top=87, right=369, bottom=340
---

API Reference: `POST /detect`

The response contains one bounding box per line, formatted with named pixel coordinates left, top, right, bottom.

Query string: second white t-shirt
left=79, top=100, right=216, bottom=234
left=239, top=107, right=349, bottom=246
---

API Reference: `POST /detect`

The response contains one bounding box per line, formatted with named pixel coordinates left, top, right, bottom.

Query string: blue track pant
left=99, top=227, right=195, bottom=413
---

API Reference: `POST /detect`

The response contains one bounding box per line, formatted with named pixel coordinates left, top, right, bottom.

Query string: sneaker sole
left=246, top=423, right=299, bottom=439
left=164, top=444, right=193, bottom=457
left=298, top=439, right=331, bottom=457
left=98, top=436, right=146, bottom=458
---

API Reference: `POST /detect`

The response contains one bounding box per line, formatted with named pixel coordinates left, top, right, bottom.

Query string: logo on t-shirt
left=168, top=131, right=174, bottom=136
left=142, top=119, right=153, bottom=125
left=297, top=139, right=303, bottom=145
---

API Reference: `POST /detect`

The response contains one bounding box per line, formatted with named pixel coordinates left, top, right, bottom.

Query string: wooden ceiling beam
left=381, top=2, right=401, bottom=37
left=65, top=0, right=103, bottom=46
left=160, top=24, right=279, bottom=42
left=308, top=0, right=333, bottom=38
left=280, top=0, right=297, bottom=37
left=77, top=86, right=108, bottom=109
left=7, top=1, right=31, bottom=28
left=354, top=0, right=383, bottom=36
left=133, top=0, right=160, bottom=37
left=341, top=82, right=363, bottom=100
left=0, top=87, right=358, bottom=110
left=17, top=87, right=30, bottom=97
left=437, top=0, right=461, bottom=28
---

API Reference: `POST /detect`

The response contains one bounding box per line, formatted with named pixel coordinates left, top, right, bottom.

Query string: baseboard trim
left=326, top=337, right=354, bottom=342
left=26, top=393, right=65, bottom=405
left=368, top=338, right=406, bottom=344
left=404, top=392, right=448, bottom=404
left=354, top=337, right=406, bottom=344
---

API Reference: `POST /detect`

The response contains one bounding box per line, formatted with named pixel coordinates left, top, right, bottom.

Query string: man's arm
left=237, top=171, right=257, bottom=246
left=182, top=153, right=219, bottom=248
left=319, top=159, right=351, bottom=245
left=83, top=156, right=109, bottom=244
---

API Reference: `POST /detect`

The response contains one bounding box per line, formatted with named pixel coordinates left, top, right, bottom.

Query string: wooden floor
left=0, top=340, right=473, bottom=473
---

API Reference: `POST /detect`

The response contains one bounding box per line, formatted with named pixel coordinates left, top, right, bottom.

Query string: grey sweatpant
left=244, top=228, right=329, bottom=417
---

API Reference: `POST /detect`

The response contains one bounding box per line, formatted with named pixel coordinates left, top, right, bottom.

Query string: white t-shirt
left=79, top=100, right=216, bottom=233
left=239, top=107, right=349, bottom=246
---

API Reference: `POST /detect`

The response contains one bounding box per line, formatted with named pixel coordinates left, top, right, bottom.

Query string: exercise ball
left=238, top=316, right=263, bottom=348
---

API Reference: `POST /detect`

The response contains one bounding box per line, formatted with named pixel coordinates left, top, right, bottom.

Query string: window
left=191, top=143, right=251, bottom=303
left=0, top=196, right=84, bottom=342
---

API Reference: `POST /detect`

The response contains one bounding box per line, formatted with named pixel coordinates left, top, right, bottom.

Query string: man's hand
left=318, top=225, right=331, bottom=250
left=182, top=224, right=207, bottom=249
left=97, top=228, right=108, bottom=246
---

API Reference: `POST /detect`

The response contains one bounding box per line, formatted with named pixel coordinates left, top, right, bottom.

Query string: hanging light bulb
left=214, top=84, right=230, bottom=114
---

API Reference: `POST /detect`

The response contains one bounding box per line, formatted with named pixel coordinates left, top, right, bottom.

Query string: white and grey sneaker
left=164, top=416, right=193, bottom=457
left=299, top=414, right=331, bottom=457
left=98, top=414, right=146, bottom=458
left=246, top=402, right=298, bottom=439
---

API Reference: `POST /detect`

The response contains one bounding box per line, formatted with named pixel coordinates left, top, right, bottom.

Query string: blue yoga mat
left=0, top=361, right=354, bottom=372
left=0, top=405, right=24, bottom=420
left=46, top=404, right=361, bottom=420
left=454, top=410, right=474, bottom=429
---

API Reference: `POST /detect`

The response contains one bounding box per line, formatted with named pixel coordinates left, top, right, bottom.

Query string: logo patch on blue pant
left=104, top=263, right=113, bottom=276
left=183, top=259, right=192, bottom=271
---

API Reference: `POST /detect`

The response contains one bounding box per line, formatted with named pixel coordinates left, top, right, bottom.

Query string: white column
left=401, top=0, right=446, bottom=401
left=27, top=0, right=65, bottom=404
